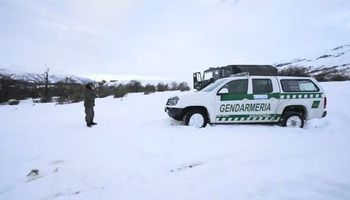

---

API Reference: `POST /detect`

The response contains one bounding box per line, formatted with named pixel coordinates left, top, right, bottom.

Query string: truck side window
left=281, top=79, right=319, bottom=92
left=222, top=68, right=232, bottom=77
left=222, top=79, right=248, bottom=94
left=213, top=70, right=220, bottom=79
left=203, top=71, right=213, bottom=80
left=253, top=79, right=273, bottom=94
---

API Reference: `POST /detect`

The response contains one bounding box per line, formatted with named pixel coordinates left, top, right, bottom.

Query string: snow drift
left=0, top=81, right=350, bottom=200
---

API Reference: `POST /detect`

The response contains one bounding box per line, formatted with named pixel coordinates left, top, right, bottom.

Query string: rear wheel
left=183, top=109, right=208, bottom=128
left=280, top=111, right=304, bottom=128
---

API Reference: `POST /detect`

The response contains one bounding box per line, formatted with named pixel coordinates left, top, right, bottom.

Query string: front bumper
left=165, top=107, right=184, bottom=121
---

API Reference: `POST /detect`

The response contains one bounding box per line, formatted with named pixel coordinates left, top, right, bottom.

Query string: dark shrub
left=177, top=82, right=191, bottom=91
left=8, top=99, right=20, bottom=105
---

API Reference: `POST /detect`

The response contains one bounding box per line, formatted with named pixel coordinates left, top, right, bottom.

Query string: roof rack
left=230, top=72, right=250, bottom=77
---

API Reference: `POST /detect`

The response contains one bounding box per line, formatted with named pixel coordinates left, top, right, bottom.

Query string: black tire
left=183, top=109, right=208, bottom=128
left=279, top=111, right=304, bottom=128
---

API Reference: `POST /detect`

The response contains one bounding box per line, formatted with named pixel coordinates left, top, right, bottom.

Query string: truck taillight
left=324, top=97, right=327, bottom=109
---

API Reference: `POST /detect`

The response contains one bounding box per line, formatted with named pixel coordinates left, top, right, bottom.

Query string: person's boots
left=90, top=122, right=97, bottom=126
left=87, top=122, right=92, bottom=127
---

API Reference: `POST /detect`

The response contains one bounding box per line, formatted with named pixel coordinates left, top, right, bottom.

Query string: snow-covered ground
left=1, top=81, right=350, bottom=200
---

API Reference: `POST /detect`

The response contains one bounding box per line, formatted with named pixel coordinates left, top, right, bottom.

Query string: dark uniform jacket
left=84, top=86, right=95, bottom=107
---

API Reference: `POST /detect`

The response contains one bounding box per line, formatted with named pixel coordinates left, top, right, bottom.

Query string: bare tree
left=41, top=66, right=51, bottom=102
left=170, top=81, right=178, bottom=91
left=177, top=82, right=191, bottom=91
left=144, top=84, right=156, bottom=94
left=156, top=83, right=169, bottom=92
left=0, top=74, right=12, bottom=103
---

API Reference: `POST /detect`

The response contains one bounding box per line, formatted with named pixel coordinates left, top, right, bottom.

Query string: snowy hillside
left=1, top=81, right=350, bottom=200
left=0, top=67, right=184, bottom=86
left=0, top=67, right=93, bottom=84
left=275, top=44, right=350, bottom=77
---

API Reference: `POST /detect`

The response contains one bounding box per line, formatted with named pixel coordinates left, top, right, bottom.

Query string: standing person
left=84, top=82, right=97, bottom=127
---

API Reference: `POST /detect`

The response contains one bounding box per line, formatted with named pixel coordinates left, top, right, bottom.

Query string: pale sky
left=0, top=0, right=349, bottom=81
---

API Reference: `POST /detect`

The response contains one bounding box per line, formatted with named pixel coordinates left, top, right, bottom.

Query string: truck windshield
left=201, top=79, right=226, bottom=92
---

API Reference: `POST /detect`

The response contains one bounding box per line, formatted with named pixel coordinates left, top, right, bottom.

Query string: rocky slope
left=275, top=44, right=350, bottom=80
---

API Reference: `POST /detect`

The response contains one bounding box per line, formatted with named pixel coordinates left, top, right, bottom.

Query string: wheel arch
left=183, top=106, right=211, bottom=123
left=281, top=105, right=308, bottom=119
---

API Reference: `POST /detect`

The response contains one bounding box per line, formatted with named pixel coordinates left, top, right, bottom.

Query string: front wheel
left=183, top=109, right=208, bottom=128
left=279, top=111, right=304, bottom=128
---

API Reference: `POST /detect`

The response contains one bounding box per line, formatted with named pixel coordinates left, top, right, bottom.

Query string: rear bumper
left=165, top=107, right=184, bottom=121
left=322, top=111, right=327, bottom=118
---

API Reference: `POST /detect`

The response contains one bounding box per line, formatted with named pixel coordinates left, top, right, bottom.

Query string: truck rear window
left=281, top=79, right=319, bottom=92
left=253, top=79, right=273, bottom=94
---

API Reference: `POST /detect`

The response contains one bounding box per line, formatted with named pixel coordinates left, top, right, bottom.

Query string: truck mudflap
left=322, top=111, right=327, bottom=118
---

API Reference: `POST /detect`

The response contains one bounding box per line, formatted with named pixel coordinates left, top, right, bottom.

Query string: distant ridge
left=275, top=44, right=350, bottom=80
left=0, top=67, right=93, bottom=84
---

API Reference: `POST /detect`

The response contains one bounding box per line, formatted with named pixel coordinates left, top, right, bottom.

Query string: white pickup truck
left=165, top=74, right=327, bottom=128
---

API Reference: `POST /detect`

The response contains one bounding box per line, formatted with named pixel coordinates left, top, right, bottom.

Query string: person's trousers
left=85, top=106, right=94, bottom=124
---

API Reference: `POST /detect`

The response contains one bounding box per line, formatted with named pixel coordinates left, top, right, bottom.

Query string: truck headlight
left=167, top=96, right=179, bottom=106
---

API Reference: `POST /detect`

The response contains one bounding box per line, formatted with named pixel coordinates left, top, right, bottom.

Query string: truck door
left=215, top=77, right=280, bottom=123
left=215, top=78, right=249, bottom=123
left=193, top=72, right=202, bottom=90
left=249, top=78, right=280, bottom=122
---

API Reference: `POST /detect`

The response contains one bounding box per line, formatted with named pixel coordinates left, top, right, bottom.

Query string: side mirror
left=218, top=88, right=229, bottom=95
